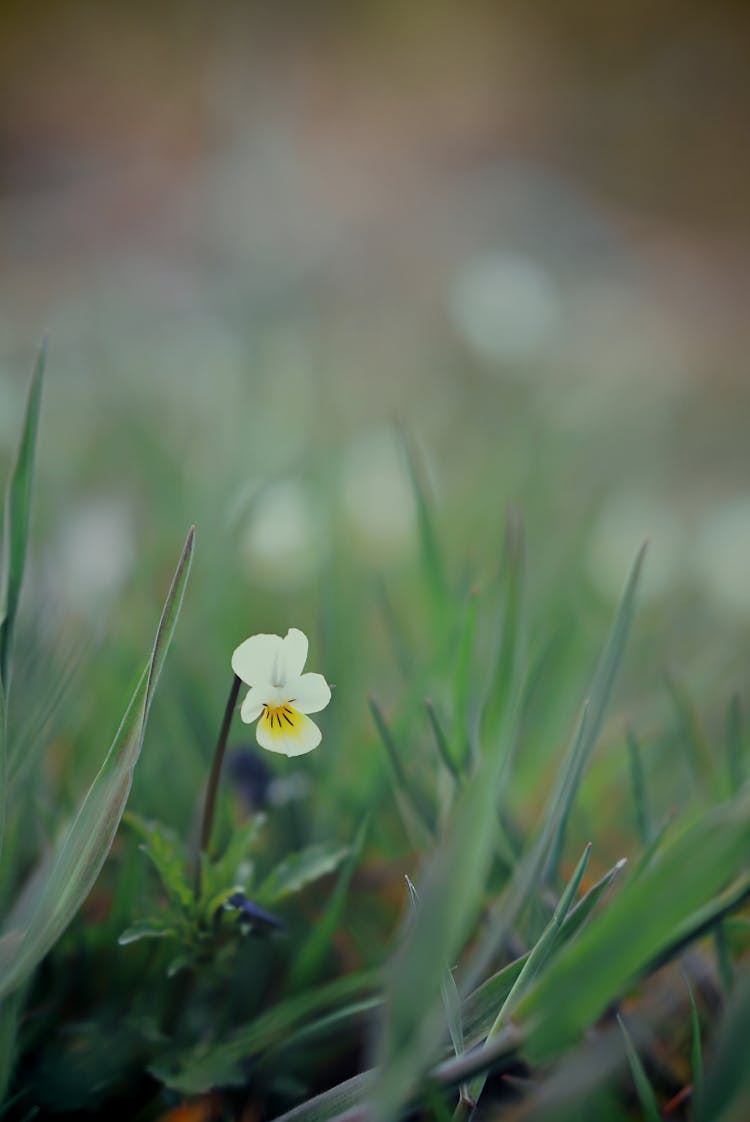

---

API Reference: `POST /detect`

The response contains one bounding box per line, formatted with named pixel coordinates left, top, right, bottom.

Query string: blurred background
left=1, top=0, right=750, bottom=831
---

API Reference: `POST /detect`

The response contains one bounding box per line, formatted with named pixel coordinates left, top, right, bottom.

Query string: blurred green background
left=1, top=0, right=749, bottom=836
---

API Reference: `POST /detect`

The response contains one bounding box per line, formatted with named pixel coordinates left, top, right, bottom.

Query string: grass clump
left=0, top=348, right=748, bottom=1122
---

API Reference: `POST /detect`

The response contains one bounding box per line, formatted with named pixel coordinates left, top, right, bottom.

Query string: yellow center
left=260, top=702, right=302, bottom=739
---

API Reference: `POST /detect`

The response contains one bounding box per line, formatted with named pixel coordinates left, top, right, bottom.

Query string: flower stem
left=195, top=673, right=241, bottom=895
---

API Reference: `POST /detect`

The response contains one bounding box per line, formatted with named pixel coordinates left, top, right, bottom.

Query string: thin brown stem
left=195, top=673, right=241, bottom=895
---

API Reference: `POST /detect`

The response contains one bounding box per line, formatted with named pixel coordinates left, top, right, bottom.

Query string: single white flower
left=232, top=628, right=331, bottom=756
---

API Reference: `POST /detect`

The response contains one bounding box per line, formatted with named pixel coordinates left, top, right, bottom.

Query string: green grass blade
left=616, top=1015, right=661, bottom=1122
left=626, top=728, right=651, bottom=846
left=644, top=872, right=750, bottom=975
left=0, top=526, right=194, bottom=1000
left=694, top=975, right=750, bottom=1122
left=287, top=817, right=369, bottom=991
left=479, top=508, right=526, bottom=741
left=0, top=342, right=46, bottom=691
left=405, top=876, right=465, bottom=1063
left=684, top=973, right=704, bottom=1104
left=370, top=682, right=523, bottom=1122
left=425, top=699, right=463, bottom=785
left=0, top=992, right=22, bottom=1104
left=726, top=693, right=745, bottom=796
left=399, top=429, right=447, bottom=619
left=369, top=696, right=436, bottom=841
left=452, top=588, right=478, bottom=765
left=462, top=858, right=624, bottom=1047
left=519, top=793, right=750, bottom=1062
left=542, top=546, right=644, bottom=880
left=468, top=844, right=591, bottom=1107
left=0, top=684, right=6, bottom=872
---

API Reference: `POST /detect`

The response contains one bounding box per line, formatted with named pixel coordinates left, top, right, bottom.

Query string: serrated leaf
left=125, top=814, right=194, bottom=912
left=256, top=843, right=350, bottom=904
left=0, top=526, right=194, bottom=1000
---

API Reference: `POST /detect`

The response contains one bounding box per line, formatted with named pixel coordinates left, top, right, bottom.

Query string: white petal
left=256, top=710, right=322, bottom=757
left=231, top=633, right=282, bottom=686
left=239, top=687, right=265, bottom=723
left=287, top=672, right=331, bottom=714
left=279, top=628, right=308, bottom=680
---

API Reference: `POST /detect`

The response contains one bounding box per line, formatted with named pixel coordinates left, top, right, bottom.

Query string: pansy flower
left=232, top=628, right=331, bottom=756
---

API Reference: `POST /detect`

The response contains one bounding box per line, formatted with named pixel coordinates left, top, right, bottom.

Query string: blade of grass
left=370, top=687, right=523, bottom=1122
left=425, top=699, right=463, bottom=786
left=683, top=973, right=703, bottom=1104
left=0, top=992, right=22, bottom=1104
left=465, top=844, right=592, bottom=1112
left=286, top=816, right=369, bottom=990
left=478, top=508, right=526, bottom=744
left=519, top=793, right=750, bottom=1062
left=405, top=876, right=465, bottom=1065
left=626, top=728, right=651, bottom=846
left=369, top=697, right=436, bottom=842
left=694, top=974, right=750, bottom=1122
left=452, top=588, right=478, bottom=767
left=0, top=341, right=46, bottom=691
left=399, top=428, right=447, bottom=622
left=726, top=693, right=744, bottom=796
left=0, top=526, right=194, bottom=1000
left=616, top=1015, right=661, bottom=1122
left=462, top=858, right=625, bottom=1046
left=542, top=546, right=645, bottom=880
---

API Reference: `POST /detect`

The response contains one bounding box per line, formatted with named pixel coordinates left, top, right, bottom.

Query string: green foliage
left=3, top=344, right=750, bottom=1122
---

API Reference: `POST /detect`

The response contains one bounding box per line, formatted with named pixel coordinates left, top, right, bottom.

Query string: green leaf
left=616, top=1015, right=661, bottom=1122
left=125, top=815, right=194, bottom=913
left=399, top=429, right=447, bottom=622
left=256, top=842, right=350, bottom=904
left=118, top=916, right=179, bottom=946
left=0, top=341, right=46, bottom=691
left=0, top=526, right=194, bottom=1001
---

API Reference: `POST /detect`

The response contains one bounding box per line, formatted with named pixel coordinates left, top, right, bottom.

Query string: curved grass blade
left=694, top=974, right=750, bottom=1122
left=0, top=341, right=46, bottom=691
left=616, top=1015, right=661, bottom=1122
left=0, top=526, right=194, bottom=1000
left=461, top=857, right=625, bottom=1046
left=542, top=546, right=644, bottom=881
left=519, top=793, right=750, bottom=1063
left=684, top=973, right=704, bottom=1104
left=467, top=844, right=591, bottom=1109
left=287, top=816, right=369, bottom=991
